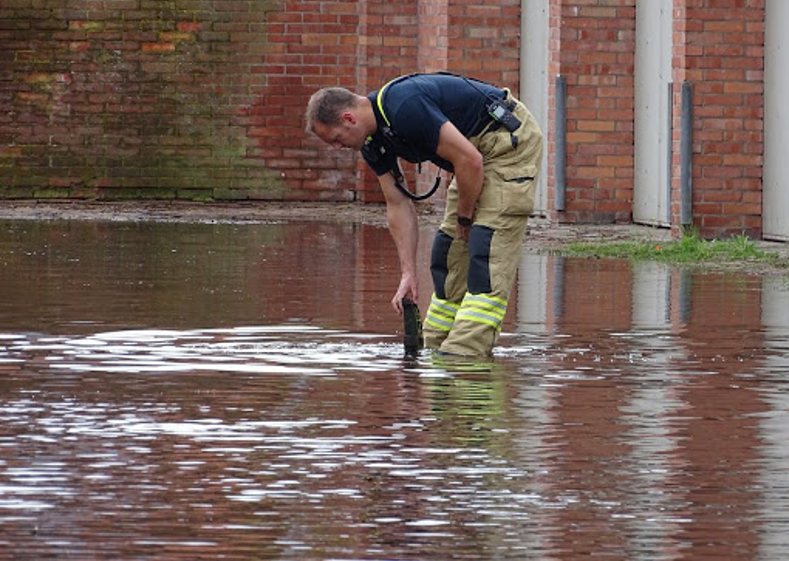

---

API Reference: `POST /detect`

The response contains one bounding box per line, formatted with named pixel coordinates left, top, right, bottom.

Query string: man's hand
left=391, top=273, right=419, bottom=315
left=456, top=215, right=473, bottom=242
left=456, top=222, right=471, bottom=242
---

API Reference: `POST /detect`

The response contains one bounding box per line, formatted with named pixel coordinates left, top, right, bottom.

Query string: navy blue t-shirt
left=362, top=73, right=505, bottom=176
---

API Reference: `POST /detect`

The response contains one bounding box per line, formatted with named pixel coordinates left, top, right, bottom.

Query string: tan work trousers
left=423, top=92, right=543, bottom=357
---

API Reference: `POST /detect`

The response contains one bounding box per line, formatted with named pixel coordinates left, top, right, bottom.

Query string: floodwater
left=2, top=218, right=789, bottom=561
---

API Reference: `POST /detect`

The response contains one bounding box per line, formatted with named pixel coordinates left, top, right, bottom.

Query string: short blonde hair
left=305, top=87, right=359, bottom=133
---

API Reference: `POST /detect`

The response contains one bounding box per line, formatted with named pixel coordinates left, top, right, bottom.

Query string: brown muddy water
left=2, top=218, right=789, bottom=561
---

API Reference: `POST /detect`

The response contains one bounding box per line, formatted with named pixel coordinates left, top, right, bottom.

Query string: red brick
left=141, top=42, right=175, bottom=52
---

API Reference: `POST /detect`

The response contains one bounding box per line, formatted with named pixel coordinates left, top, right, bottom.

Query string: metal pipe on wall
left=666, top=81, right=674, bottom=225
left=555, top=75, right=567, bottom=211
left=680, top=81, right=693, bottom=226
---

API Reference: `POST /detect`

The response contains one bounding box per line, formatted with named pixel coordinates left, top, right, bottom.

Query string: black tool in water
left=402, top=298, right=423, bottom=358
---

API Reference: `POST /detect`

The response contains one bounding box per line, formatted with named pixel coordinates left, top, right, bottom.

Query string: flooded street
left=2, top=218, right=789, bottom=560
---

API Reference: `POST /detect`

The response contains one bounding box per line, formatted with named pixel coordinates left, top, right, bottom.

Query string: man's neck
left=359, top=97, right=378, bottom=137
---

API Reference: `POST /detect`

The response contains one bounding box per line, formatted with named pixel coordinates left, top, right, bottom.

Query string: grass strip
left=557, top=232, right=787, bottom=269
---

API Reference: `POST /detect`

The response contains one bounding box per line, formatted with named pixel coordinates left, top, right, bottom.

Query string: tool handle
left=402, top=297, right=423, bottom=358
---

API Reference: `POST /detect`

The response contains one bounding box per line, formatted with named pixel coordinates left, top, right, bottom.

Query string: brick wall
left=446, top=0, right=522, bottom=88
left=249, top=0, right=361, bottom=202
left=1, top=0, right=300, bottom=201
left=549, top=0, right=636, bottom=224
left=672, top=0, right=765, bottom=238
left=1, top=0, right=522, bottom=204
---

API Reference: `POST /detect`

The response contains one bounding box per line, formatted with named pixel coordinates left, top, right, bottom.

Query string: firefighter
left=305, top=73, right=543, bottom=357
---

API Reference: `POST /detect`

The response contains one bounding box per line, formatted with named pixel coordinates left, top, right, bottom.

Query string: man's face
left=312, top=111, right=367, bottom=151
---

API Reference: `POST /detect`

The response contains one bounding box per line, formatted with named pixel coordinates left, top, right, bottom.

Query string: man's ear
left=340, top=110, right=357, bottom=125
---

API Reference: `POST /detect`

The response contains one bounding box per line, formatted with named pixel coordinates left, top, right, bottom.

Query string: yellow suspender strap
left=376, top=77, right=401, bottom=128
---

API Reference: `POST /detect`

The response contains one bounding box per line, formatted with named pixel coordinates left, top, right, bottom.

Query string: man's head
left=305, top=87, right=374, bottom=151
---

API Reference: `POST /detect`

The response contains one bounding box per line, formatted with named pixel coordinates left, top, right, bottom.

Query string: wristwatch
left=457, top=215, right=473, bottom=227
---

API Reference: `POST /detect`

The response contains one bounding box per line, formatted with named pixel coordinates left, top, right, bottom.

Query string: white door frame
left=521, top=0, right=549, bottom=215
left=634, top=0, right=673, bottom=226
left=764, top=0, right=789, bottom=241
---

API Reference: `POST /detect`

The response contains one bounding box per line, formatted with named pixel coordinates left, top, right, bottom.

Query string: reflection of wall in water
left=516, top=254, right=634, bottom=333
left=515, top=253, right=773, bottom=345
left=515, top=254, right=773, bottom=558
left=757, top=276, right=789, bottom=559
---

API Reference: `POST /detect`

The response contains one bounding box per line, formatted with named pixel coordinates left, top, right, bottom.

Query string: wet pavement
left=2, top=217, right=789, bottom=560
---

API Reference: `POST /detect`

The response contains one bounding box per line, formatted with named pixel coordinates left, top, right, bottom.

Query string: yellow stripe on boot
left=456, top=293, right=507, bottom=331
left=425, top=295, right=459, bottom=332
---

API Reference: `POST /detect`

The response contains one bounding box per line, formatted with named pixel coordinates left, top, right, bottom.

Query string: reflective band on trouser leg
left=456, top=293, right=507, bottom=332
left=424, top=295, right=459, bottom=333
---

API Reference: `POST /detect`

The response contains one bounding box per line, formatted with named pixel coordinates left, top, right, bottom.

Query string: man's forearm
left=434, top=121, right=485, bottom=221
left=386, top=197, right=419, bottom=277
left=455, top=168, right=483, bottom=220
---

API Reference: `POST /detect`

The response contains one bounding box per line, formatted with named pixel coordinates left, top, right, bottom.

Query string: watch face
left=457, top=216, right=472, bottom=227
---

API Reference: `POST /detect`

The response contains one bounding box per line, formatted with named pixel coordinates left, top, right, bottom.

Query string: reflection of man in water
left=305, top=73, right=543, bottom=357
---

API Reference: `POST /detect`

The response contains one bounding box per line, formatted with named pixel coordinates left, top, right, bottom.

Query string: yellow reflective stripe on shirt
left=456, top=294, right=508, bottom=331
left=425, top=296, right=459, bottom=332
